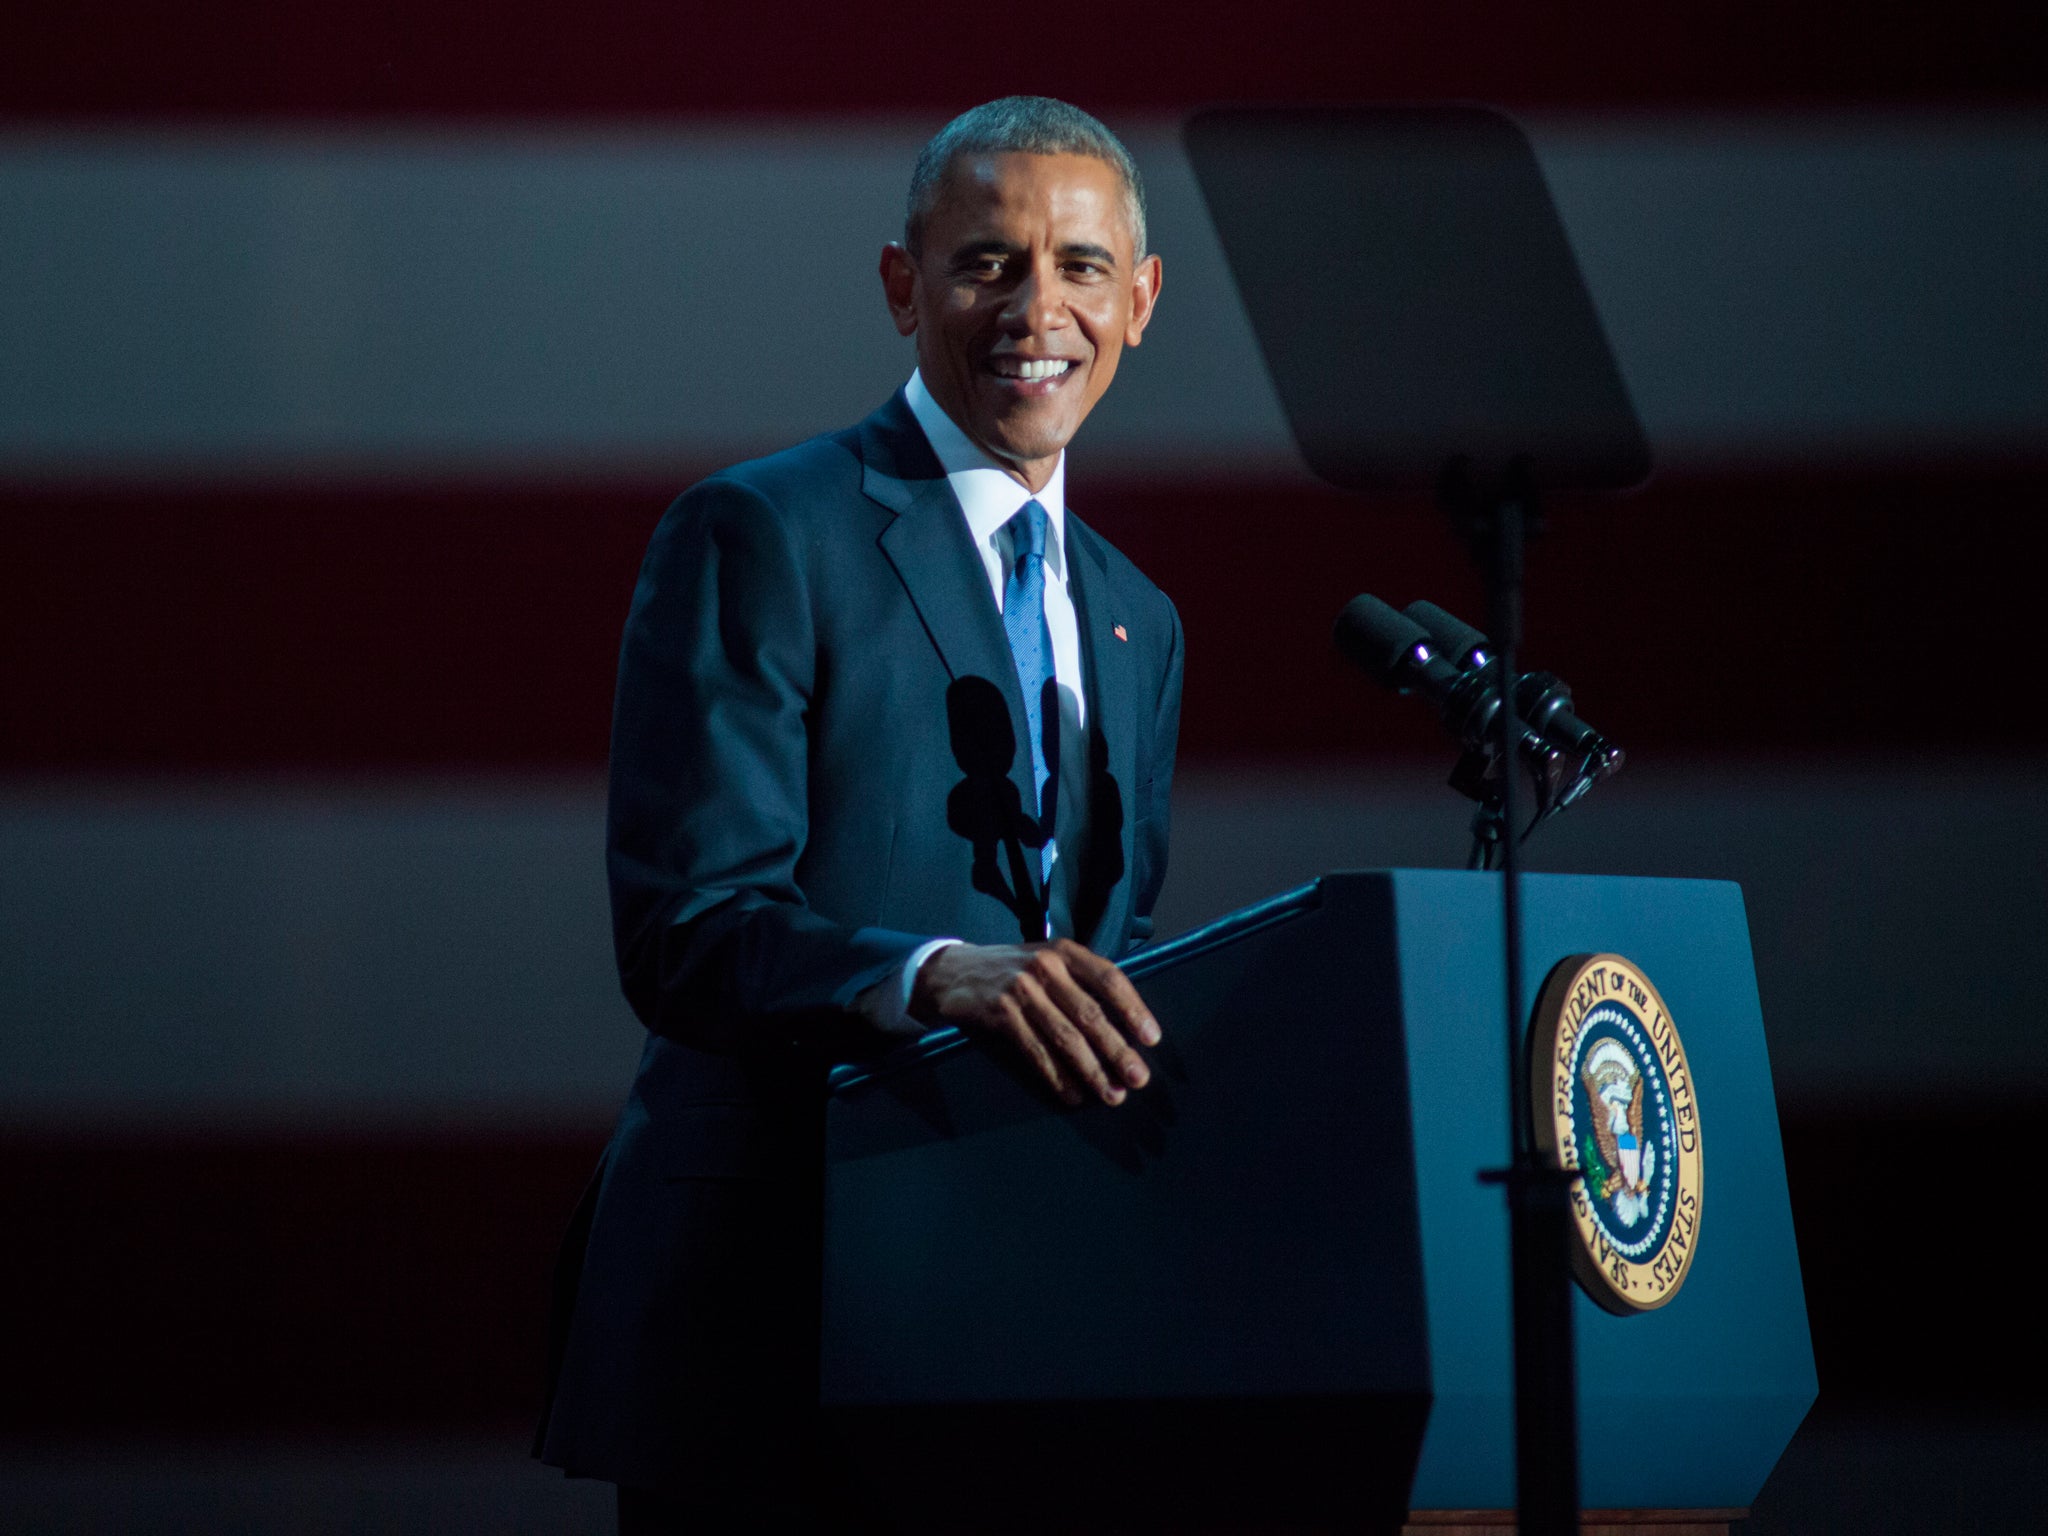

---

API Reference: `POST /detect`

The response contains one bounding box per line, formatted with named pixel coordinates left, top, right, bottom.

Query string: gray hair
left=905, top=95, right=1148, bottom=260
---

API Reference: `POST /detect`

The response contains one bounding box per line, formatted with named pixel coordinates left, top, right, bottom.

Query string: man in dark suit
left=536, top=96, right=1180, bottom=1531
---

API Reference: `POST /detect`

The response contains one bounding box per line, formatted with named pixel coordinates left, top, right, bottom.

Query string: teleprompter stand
left=1456, top=462, right=1584, bottom=1536
left=1185, top=105, right=1653, bottom=1536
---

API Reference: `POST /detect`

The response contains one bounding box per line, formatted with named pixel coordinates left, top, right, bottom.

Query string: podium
left=820, top=872, right=1816, bottom=1533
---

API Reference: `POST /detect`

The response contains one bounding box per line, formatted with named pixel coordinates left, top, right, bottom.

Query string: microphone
left=1336, top=593, right=1625, bottom=834
left=1403, top=600, right=1622, bottom=771
left=1333, top=593, right=1453, bottom=688
left=1332, top=595, right=1557, bottom=770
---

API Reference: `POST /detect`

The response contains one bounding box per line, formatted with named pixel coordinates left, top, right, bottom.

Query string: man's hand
left=910, top=939, right=1160, bottom=1108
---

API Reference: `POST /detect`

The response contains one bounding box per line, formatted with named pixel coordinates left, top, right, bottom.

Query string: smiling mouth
left=987, top=357, right=1076, bottom=383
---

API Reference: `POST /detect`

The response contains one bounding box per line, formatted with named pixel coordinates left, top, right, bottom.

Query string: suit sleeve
left=606, top=476, right=929, bottom=1054
left=1124, top=595, right=1185, bottom=950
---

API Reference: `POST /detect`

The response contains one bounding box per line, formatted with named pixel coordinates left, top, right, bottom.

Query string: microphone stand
left=1466, top=796, right=1507, bottom=872
left=1449, top=460, right=1581, bottom=1536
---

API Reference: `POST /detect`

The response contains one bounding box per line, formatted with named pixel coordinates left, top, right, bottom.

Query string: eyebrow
left=1059, top=241, right=1120, bottom=267
left=946, top=239, right=1122, bottom=270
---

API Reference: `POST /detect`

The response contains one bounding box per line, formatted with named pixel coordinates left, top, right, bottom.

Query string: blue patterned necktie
left=1001, top=500, right=1059, bottom=903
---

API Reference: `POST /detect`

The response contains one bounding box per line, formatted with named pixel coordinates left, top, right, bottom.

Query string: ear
left=880, top=242, right=920, bottom=338
left=1124, top=253, right=1163, bottom=348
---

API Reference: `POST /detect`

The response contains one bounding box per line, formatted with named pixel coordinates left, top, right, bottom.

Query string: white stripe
left=1, top=116, right=2043, bottom=478
left=4, top=763, right=2046, bottom=1121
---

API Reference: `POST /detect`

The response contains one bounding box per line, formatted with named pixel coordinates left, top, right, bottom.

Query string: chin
left=989, top=433, right=1065, bottom=466
left=984, top=412, right=1080, bottom=467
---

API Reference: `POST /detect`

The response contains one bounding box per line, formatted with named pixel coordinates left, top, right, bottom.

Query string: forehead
left=927, top=151, right=1135, bottom=255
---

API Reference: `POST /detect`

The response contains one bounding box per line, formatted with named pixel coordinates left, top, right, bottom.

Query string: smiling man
left=535, top=98, right=1183, bottom=1533
left=883, top=136, right=1159, bottom=493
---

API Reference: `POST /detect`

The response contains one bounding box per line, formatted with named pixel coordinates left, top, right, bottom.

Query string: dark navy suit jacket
left=535, top=391, right=1183, bottom=1497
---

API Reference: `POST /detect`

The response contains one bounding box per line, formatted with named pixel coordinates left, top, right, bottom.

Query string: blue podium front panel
left=1386, top=869, right=1817, bottom=1509
left=823, top=880, right=1427, bottom=1406
left=820, top=880, right=1432, bottom=1531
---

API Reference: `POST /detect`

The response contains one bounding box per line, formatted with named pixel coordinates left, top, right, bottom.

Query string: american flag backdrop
left=4, top=0, right=2046, bottom=1492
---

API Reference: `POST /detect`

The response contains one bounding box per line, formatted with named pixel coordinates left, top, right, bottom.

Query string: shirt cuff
left=858, top=937, right=962, bottom=1037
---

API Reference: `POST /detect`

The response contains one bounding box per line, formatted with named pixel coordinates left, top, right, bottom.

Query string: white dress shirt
left=863, top=371, right=1094, bottom=1032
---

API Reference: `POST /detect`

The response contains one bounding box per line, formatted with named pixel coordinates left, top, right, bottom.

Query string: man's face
left=881, top=152, right=1162, bottom=490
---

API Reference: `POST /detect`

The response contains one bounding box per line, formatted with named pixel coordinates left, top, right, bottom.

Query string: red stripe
left=6, top=1, right=2045, bottom=121
left=6, top=466, right=2045, bottom=771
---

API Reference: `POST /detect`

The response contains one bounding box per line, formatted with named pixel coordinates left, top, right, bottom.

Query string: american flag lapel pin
left=1113, top=624, right=1128, bottom=642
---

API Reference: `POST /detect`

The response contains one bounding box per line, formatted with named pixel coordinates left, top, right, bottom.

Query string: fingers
left=1017, top=944, right=1161, bottom=1107
left=919, top=944, right=1089, bottom=1106
left=927, top=940, right=1160, bottom=1110
left=1034, top=958, right=1150, bottom=1094
left=1012, top=968, right=1125, bottom=1106
left=1053, top=940, right=1161, bottom=1047
left=993, top=994, right=1084, bottom=1108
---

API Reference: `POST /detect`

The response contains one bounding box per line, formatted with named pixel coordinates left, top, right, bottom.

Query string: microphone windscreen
left=1404, top=600, right=1490, bottom=668
left=1333, top=594, right=1429, bottom=685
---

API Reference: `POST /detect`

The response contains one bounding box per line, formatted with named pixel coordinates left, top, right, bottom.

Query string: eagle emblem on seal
left=1581, top=1038, right=1655, bottom=1227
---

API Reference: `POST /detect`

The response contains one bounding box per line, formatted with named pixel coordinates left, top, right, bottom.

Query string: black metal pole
left=1488, top=492, right=1528, bottom=1153
left=1480, top=488, right=1581, bottom=1536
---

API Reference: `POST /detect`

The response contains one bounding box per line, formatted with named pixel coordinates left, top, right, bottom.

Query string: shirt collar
left=904, top=369, right=1067, bottom=578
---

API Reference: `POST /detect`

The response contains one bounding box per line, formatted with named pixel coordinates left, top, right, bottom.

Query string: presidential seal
left=1530, top=953, right=1703, bottom=1314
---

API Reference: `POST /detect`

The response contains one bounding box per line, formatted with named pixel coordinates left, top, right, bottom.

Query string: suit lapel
left=862, top=395, right=1040, bottom=826
left=1065, top=516, right=1139, bottom=950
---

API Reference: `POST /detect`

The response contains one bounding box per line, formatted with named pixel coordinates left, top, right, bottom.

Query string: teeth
left=998, top=359, right=1072, bottom=381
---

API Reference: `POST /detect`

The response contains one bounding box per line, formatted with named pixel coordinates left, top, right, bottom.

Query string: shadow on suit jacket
left=533, top=389, right=1184, bottom=1499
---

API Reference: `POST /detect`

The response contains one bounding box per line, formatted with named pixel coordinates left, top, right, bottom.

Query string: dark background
left=4, top=2, right=2045, bottom=1529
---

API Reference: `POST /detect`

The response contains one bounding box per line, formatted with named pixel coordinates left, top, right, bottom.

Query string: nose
left=998, top=256, right=1067, bottom=336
